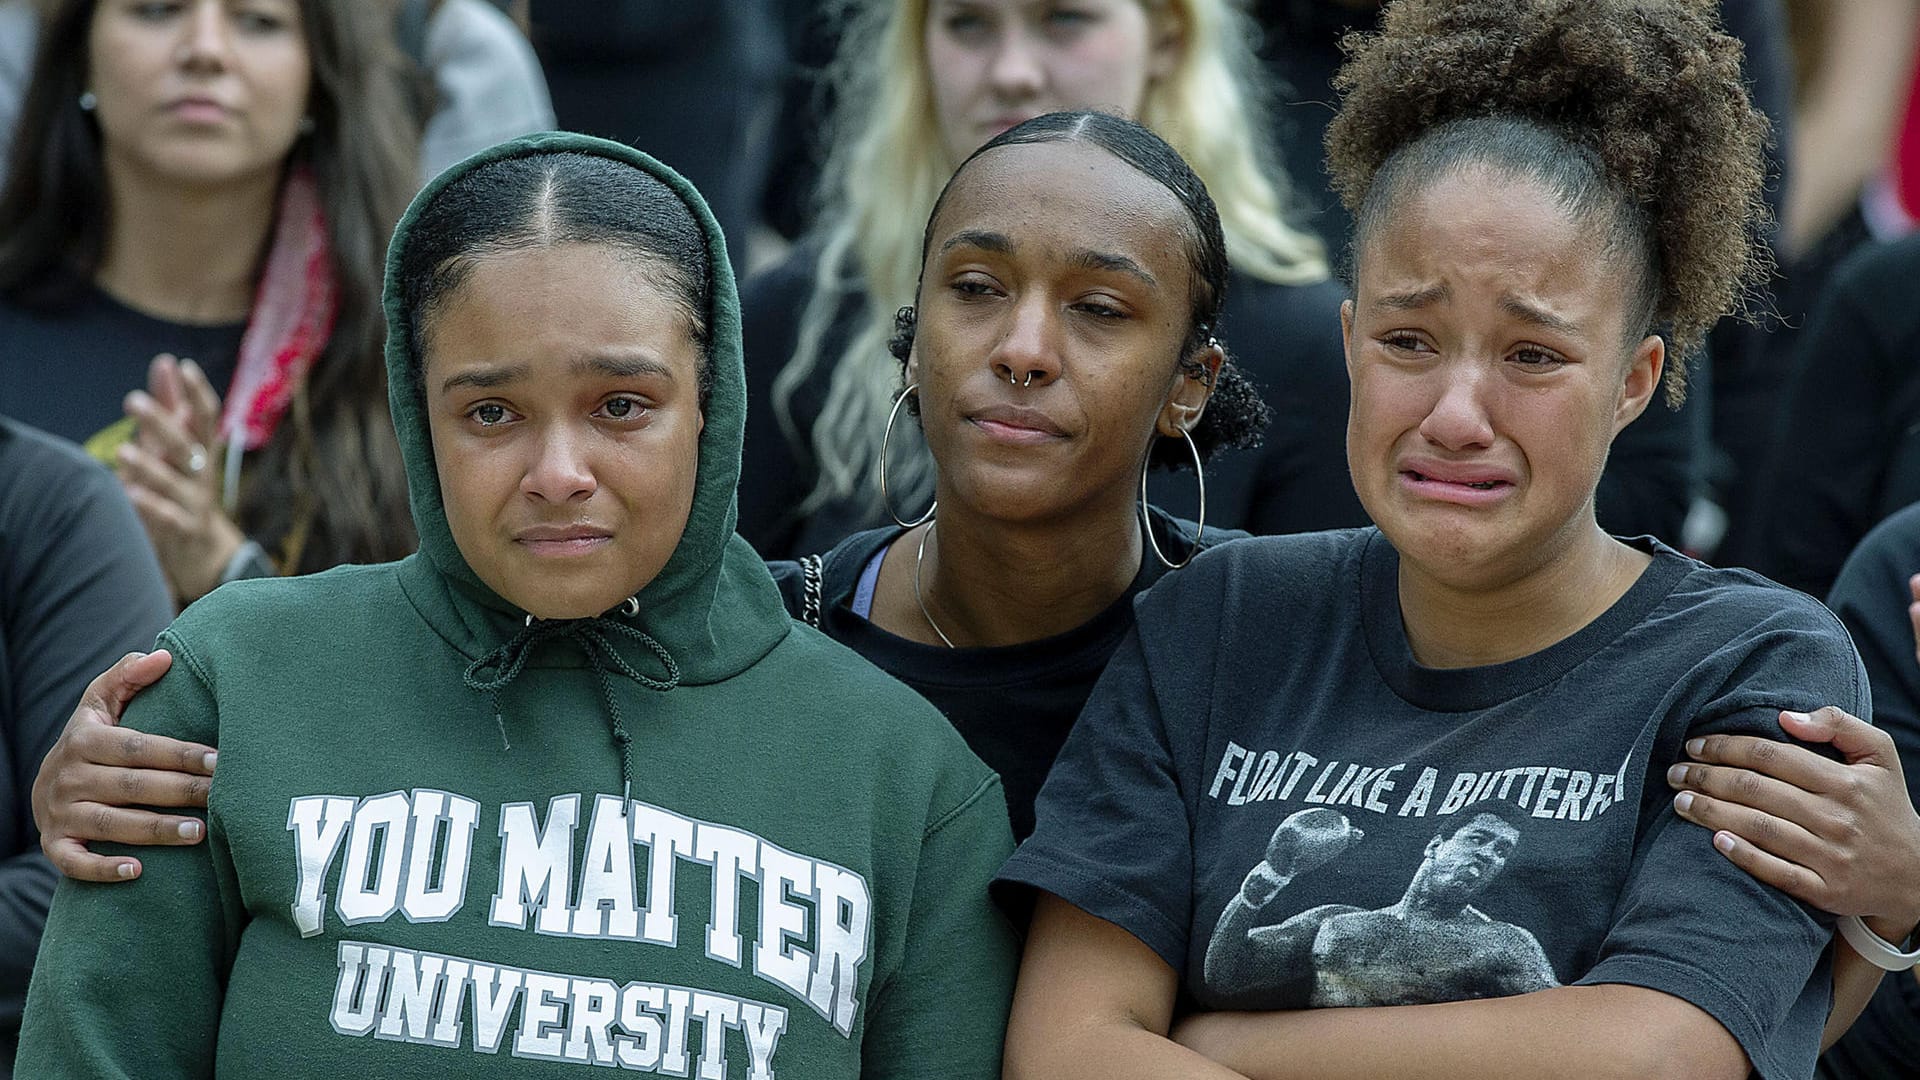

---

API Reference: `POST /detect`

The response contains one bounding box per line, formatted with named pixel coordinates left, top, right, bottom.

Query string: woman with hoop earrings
left=757, top=111, right=1262, bottom=840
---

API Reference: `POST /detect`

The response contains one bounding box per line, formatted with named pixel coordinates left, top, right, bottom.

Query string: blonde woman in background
left=738, top=0, right=1346, bottom=557
left=739, top=0, right=1703, bottom=558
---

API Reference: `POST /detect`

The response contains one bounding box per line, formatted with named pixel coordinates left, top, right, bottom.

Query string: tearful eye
left=1510, top=347, right=1567, bottom=368
left=599, top=395, right=654, bottom=421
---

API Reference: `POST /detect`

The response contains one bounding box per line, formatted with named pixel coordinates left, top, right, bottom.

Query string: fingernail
left=178, top=820, right=201, bottom=840
left=1666, top=763, right=1688, bottom=785
left=203, top=752, right=218, bottom=771
left=116, top=862, right=136, bottom=879
left=1684, top=738, right=1704, bottom=756
left=1782, top=710, right=1809, bottom=723
left=1674, top=791, right=1694, bottom=813
left=1713, top=832, right=1736, bottom=854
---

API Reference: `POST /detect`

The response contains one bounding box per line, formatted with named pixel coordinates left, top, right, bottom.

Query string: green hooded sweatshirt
left=18, top=134, right=1017, bottom=1079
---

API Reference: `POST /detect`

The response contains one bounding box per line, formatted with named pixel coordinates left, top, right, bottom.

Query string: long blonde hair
left=776, top=0, right=1329, bottom=520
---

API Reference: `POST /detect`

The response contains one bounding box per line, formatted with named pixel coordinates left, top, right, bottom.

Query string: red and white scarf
left=220, top=163, right=339, bottom=456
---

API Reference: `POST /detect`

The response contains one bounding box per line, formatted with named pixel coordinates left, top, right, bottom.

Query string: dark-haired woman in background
left=999, top=3, right=1914, bottom=1078
left=0, top=0, right=418, bottom=605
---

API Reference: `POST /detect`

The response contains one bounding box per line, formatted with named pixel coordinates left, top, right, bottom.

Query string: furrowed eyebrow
left=939, top=229, right=1014, bottom=256
left=1073, top=249, right=1157, bottom=287
left=576, top=354, right=674, bottom=380
left=1373, top=283, right=1451, bottom=311
left=440, top=363, right=531, bottom=393
left=1500, top=296, right=1582, bottom=336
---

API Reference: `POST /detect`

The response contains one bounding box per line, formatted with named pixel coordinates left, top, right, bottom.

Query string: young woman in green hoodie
left=16, top=132, right=1018, bottom=1078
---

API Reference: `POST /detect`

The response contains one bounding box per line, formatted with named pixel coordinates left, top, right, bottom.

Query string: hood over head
left=383, top=132, right=789, bottom=686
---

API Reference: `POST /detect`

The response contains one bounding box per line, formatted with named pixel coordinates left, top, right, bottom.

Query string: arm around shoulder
left=16, top=639, right=237, bottom=1078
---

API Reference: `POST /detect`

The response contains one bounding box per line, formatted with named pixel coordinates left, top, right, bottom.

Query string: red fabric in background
left=1896, top=41, right=1920, bottom=220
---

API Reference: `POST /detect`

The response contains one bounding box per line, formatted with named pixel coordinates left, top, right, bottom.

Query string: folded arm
left=1008, top=893, right=1746, bottom=1080
left=1171, top=982, right=1746, bottom=1080
left=1004, top=892, right=1251, bottom=1080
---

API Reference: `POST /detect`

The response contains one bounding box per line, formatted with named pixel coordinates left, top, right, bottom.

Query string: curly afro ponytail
left=1325, top=0, right=1771, bottom=404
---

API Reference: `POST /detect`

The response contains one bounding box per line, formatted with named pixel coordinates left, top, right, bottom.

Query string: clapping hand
left=117, top=354, right=245, bottom=605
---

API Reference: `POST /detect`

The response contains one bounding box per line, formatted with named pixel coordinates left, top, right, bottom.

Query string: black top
left=1748, top=233, right=1920, bottom=597
left=0, top=287, right=245, bottom=447
left=1827, top=502, right=1920, bottom=809
left=0, top=418, right=173, bottom=1076
left=739, top=246, right=1702, bottom=559
left=999, top=527, right=1865, bottom=1080
left=766, top=508, right=1229, bottom=841
left=1817, top=504, right=1920, bottom=1079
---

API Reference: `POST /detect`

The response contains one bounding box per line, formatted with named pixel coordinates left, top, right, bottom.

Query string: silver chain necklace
left=913, top=523, right=957, bottom=648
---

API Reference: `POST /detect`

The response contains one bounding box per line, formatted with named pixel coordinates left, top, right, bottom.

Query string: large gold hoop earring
left=881, top=383, right=936, bottom=529
left=1139, top=429, right=1205, bottom=570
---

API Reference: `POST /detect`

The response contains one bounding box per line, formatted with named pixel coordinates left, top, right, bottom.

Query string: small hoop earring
left=1139, top=429, right=1205, bottom=570
left=78, top=91, right=97, bottom=112
left=881, top=383, right=936, bottom=528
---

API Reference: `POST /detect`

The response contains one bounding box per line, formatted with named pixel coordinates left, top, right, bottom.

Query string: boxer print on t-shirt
left=997, top=529, right=1869, bottom=1080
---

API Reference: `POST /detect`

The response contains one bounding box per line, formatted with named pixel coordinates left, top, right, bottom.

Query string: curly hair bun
left=1326, top=0, right=1771, bottom=401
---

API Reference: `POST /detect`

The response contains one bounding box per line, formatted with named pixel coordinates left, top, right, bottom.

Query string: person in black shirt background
left=1744, top=233, right=1920, bottom=598
left=1810, top=505, right=1920, bottom=1079
left=0, top=418, right=173, bottom=1079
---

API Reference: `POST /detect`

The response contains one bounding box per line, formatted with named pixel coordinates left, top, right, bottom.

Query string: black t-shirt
left=0, top=418, right=173, bottom=1076
left=737, top=245, right=1699, bottom=559
left=0, top=287, right=244, bottom=446
left=999, top=528, right=1866, bottom=1080
left=766, top=509, right=1230, bottom=841
left=1816, top=503, right=1920, bottom=1080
